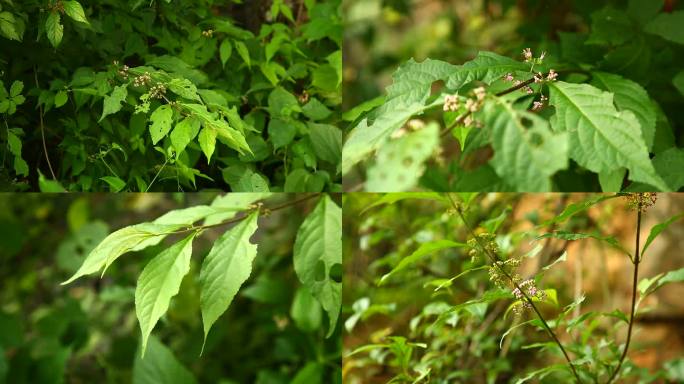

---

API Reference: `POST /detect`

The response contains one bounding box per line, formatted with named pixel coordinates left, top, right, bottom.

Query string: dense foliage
left=0, top=0, right=342, bottom=192
left=343, top=193, right=684, bottom=383
left=0, top=193, right=342, bottom=383
left=342, top=0, right=684, bottom=192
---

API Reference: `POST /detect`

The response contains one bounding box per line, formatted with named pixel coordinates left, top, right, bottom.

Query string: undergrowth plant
left=344, top=193, right=684, bottom=383
left=60, top=193, right=342, bottom=380
left=0, top=0, right=342, bottom=192
left=342, top=0, right=684, bottom=192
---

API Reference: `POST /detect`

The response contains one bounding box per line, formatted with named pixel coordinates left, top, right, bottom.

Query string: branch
left=169, top=193, right=322, bottom=235
left=606, top=207, right=642, bottom=383
left=446, top=194, right=583, bottom=383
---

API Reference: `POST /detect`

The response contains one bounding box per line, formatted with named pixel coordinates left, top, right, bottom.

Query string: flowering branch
left=446, top=194, right=583, bottom=383
left=606, top=194, right=655, bottom=383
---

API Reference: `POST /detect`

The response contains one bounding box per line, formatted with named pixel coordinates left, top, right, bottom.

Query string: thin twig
left=169, top=193, right=322, bottom=235
left=606, top=208, right=642, bottom=383
left=34, top=68, right=57, bottom=179
left=446, top=193, right=583, bottom=383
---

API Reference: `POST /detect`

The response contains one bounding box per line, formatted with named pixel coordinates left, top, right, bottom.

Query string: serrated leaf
left=219, top=39, right=232, bottom=67
left=548, top=81, right=668, bottom=191
left=136, top=234, right=195, bottom=357
left=366, top=122, right=439, bottom=192
left=170, top=117, right=200, bottom=154
left=0, top=11, right=21, bottom=41
left=342, top=58, right=457, bottom=173
left=293, top=196, right=342, bottom=337
left=198, top=127, right=217, bottom=162
left=653, top=148, right=684, bottom=191
left=149, top=105, right=174, bottom=144
left=446, top=51, right=528, bottom=90
left=45, top=12, right=63, bottom=48
left=483, top=100, right=568, bottom=192
left=379, top=240, right=466, bottom=285
left=645, top=11, right=684, bottom=45
left=63, top=1, right=89, bottom=25
left=100, top=85, right=128, bottom=122
left=199, top=212, right=259, bottom=349
left=133, top=336, right=196, bottom=384
left=591, top=71, right=657, bottom=150
left=62, top=223, right=182, bottom=285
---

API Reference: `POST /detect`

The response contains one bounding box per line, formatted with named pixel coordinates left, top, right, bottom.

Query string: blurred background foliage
left=342, top=193, right=684, bottom=383
left=0, top=193, right=341, bottom=384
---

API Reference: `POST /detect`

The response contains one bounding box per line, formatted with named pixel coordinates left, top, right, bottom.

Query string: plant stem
left=606, top=208, right=642, bottom=383
left=169, top=193, right=322, bottom=235
left=446, top=194, right=583, bottom=383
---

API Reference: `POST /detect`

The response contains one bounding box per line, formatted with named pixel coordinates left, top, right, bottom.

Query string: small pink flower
left=523, top=48, right=533, bottom=61
left=547, top=69, right=558, bottom=81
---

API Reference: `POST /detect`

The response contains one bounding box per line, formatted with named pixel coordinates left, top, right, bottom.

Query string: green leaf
left=0, top=11, right=21, bottom=41
left=628, top=0, right=664, bottom=25
left=100, top=176, right=127, bottom=192
left=645, top=11, right=684, bottom=45
left=45, top=12, right=63, bottom=48
left=100, top=85, right=128, bottom=122
left=536, top=231, right=630, bottom=256
left=133, top=336, right=196, bottom=384
left=198, top=127, right=217, bottom=162
left=653, top=148, right=684, bottom=191
left=63, top=1, right=89, bottom=25
left=38, top=171, right=67, bottom=192
left=446, top=51, right=528, bottom=90
left=641, top=213, right=684, bottom=257
left=591, top=71, right=657, bottom=150
left=342, top=58, right=456, bottom=173
left=149, top=105, right=174, bottom=145
left=62, top=223, right=182, bottom=285
left=135, top=234, right=195, bottom=356
left=54, top=90, right=68, bottom=108
left=170, top=117, right=200, bottom=154
left=203, top=193, right=271, bottom=225
left=268, top=118, right=296, bottom=150
left=366, top=122, right=440, bottom=192
left=167, top=79, right=200, bottom=102
left=674, top=71, right=684, bottom=97
left=234, top=41, right=250, bottom=67
left=219, top=39, right=232, bottom=67
left=290, top=286, right=322, bottom=333
left=199, top=212, right=259, bottom=349
left=483, top=99, right=568, bottom=192
left=302, top=98, right=333, bottom=121
left=548, top=81, right=668, bottom=191
left=309, top=123, right=342, bottom=165
left=294, top=196, right=342, bottom=337
left=9, top=81, right=23, bottom=97
left=379, top=240, right=466, bottom=285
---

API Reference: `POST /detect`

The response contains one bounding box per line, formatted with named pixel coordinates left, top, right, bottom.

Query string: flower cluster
left=532, top=94, right=549, bottom=111
left=512, top=279, right=546, bottom=315
left=133, top=72, right=152, bottom=87
left=443, top=94, right=460, bottom=112
left=149, top=83, right=167, bottom=99
left=467, top=232, right=499, bottom=262
left=625, top=193, right=658, bottom=212
left=488, top=258, right=521, bottom=289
